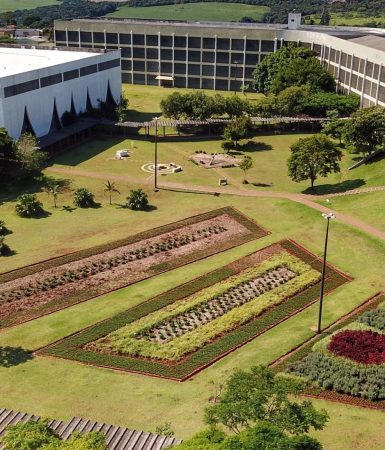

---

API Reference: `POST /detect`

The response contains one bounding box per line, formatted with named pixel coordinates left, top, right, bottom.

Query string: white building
left=0, top=46, right=121, bottom=139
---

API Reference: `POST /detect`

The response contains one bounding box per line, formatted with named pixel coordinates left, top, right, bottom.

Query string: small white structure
left=288, top=12, right=302, bottom=30
left=116, top=149, right=129, bottom=158
left=0, top=46, right=121, bottom=139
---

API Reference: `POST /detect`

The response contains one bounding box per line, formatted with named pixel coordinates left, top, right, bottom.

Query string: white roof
left=0, top=47, right=100, bottom=78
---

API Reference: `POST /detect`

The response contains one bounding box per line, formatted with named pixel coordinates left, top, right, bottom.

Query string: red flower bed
left=328, top=330, right=385, bottom=365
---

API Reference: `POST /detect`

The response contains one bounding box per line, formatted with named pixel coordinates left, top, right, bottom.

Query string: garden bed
left=37, top=239, right=351, bottom=381
left=0, top=207, right=267, bottom=329
left=273, top=292, right=385, bottom=411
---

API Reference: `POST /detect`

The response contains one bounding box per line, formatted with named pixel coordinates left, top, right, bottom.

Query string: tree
left=115, top=96, right=130, bottom=123
left=73, top=188, right=96, bottom=208
left=319, top=7, right=331, bottom=25
left=160, top=92, right=185, bottom=120
left=223, top=117, right=251, bottom=148
left=15, top=133, right=47, bottom=177
left=0, top=220, right=9, bottom=236
left=126, top=189, right=148, bottom=210
left=343, top=107, right=385, bottom=155
left=44, top=181, right=64, bottom=208
left=287, top=135, right=342, bottom=188
left=239, top=155, right=253, bottom=184
left=103, top=180, right=120, bottom=205
left=15, top=194, right=44, bottom=218
left=0, top=236, right=11, bottom=256
left=322, top=110, right=346, bottom=144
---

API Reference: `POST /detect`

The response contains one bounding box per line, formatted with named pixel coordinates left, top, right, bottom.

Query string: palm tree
left=44, top=182, right=62, bottom=208
left=104, top=180, right=120, bottom=205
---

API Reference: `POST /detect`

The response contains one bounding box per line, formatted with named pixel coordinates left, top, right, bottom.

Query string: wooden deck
left=0, top=409, right=181, bottom=450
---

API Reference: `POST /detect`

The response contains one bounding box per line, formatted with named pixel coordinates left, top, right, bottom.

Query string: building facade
left=0, top=46, right=121, bottom=139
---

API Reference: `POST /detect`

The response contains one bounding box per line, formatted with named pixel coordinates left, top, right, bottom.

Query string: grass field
left=108, top=2, right=270, bottom=22
left=309, top=13, right=385, bottom=26
left=0, top=0, right=58, bottom=12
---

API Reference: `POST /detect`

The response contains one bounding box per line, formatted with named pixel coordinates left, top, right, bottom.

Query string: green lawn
left=309, top=13, right=385, bottom=26
left=0, top=0, right=58, bottom=12
left=108, top=2, right=270, bottom=22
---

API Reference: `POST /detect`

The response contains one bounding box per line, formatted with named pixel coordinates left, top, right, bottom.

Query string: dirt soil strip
left=36, top=239, right=351, bottom=381
left=0, top=207, right=268, bottom=330
left=270, top=292, right=385, bottom=412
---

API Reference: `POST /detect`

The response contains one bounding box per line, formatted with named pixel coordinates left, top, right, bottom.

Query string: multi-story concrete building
left=0, top=46, right=121, bottom=139
left=54, top=14, right=385, bottom=107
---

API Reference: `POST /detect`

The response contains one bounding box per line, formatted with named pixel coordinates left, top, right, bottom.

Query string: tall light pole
left=153, top=116, right=160, bottom=192
left=317, top=212, right=336, bottom=334
left=233, top=60, right=239, bottom=95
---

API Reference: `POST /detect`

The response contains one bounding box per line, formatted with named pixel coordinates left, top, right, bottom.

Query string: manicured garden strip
left=0, top=206, right=268, bottom=283
left=37, top=240, right=351, bottom=380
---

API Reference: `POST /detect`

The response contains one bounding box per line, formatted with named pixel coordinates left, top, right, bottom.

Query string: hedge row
left=38, top=240, right=350, bottom=381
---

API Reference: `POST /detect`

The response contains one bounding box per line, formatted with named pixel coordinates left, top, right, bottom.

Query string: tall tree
left=223, top=116, right=252, bottom=148
left=239, top=155, right=253, bottom=184
left=103, top=180, right=120, bottom=205
left=15, top=133, right=46, bottom=177
left=44, top=181, right=64, bottom=208
left=287, top=135, right=342, bottom=188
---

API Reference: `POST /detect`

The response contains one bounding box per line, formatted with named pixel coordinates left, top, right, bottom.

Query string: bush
left=73, top=188, right=96, bottom=208
left=15, top=194, right=44, bottom=218
left=126, top=189, right=148, bottom=210
left=0, top=220, right=9, bottom=235
left=0, top=236, right=11, bottom=256
left=2, top=421, right=59, bottom=450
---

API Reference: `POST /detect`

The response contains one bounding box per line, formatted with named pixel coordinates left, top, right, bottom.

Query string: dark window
left=246, top=39, right=259, bottom=51
left=260, top=54, right=267, bottom=62
left=161, top=35, right=173, bottom=47
left=80, top=31, right=91, bottom=43
left=352, top=56, right=360, bottom=72
left=231, top=39, right=244, bottom=51
left=133, top=73, right=145, bottom=84
left=217, top=38, right=229, bottom=50
left=68, top=43, right=78, bottom=48
left=82, top=44, right=92, bottom=49
left=245, top=53, right=258, bottom=65
left=122, top=73, right=132, bottom=83
left=121, top=47, right=132, bottom=58
left=174, top=76, right=186, bottom=87
left=40, top=73, right=62, bottom=88
left=216, top=65, right=229, bottom=77
left=146, top=48, right=158, bottom=59
left=373, top=64, right=380, bottom=79
left=133, top=60, right=145, bottom=71
left=121, top=60, right=132, bottom=71
left=188, top=36, right=201, bottom=48
left=340, top=52, right=348, bottom=66
left=63, top=69, right=79, bottom=81
left=367, top=61, right=374, bottom=77
left=313, top=44, right=322, bottom=55
left=4, top=79, right=39, bottom=97
left=93, top=32, right=104, bottom=44
left=119, top=33, right=131, bottom=45
left=216, top=52, right=229, bottom=64
left=202, top=78, right=214, bottom=89
left=323, top=47, right=330, bottom=60
left=188, top=50, right=200, bottom=62
left=133, top=47, right=145, bottom=58
left=68, top=30, right=78, bottom=42
left=230, top=80, right=242, bottom=92
left=147, top=61, right=159, bottom=72
left=174, top=49, right=186, bottom=60
left=261, top=40, right=274, bottom=52
left=55, top=30, right=66, bottom=42
left=202, top=65, right=214, bottom=76
left=80, top=64, right=97, bottom=77
left=174, top=36, right=186, bottom=47
left=379, top=84, right=385, bottom=103
left=188, top=64, right=200, bottom=75
left=161, top=48, right=172, bottom=60
left=147, top=76, right=158, bottom=86
left=188, top=77, right=200, bottom=88
left=174, top=63, right=186, bottom=74
left=161, top=62, right=172, bottom=73
left=231, top=53, right=243, bottom=64
left=146, top=34, right=158, bottom=46
left=133, top=34, right=144, bottom=45
left=202, top=51, right=215, bottom=63
left=98, top=59, right=120, bottom=71
left=244, top=67, right=254, bottom=79
left=202, top=37, right=215, bottom=49
left=216, top=79, right=228, bottom=91
left=330, top=48, right=337, bottom=63
left=106, top=33, right=118, bottom=45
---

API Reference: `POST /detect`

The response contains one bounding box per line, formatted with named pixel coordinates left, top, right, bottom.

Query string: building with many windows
left=54, top=14, right=385, bottom=107
left=0, top=46, right=121, bottom=139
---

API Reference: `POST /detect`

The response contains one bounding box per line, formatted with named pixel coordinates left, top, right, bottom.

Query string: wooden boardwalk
left=0, top=409, right=181, bottom=450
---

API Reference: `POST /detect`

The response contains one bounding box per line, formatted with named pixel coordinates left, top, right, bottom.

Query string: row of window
left=3, top=59, right=120, bottom=98
left=55, top=30, right=276, bottom=52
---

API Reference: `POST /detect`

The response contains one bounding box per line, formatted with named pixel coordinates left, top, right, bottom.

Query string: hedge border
left=0, top=207, right=268, bottom=329
left=271, top=292, right=385, bottom=411
left=37, top=239, right=351, bottom=381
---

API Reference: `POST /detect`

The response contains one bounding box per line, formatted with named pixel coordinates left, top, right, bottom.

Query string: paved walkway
left=46, top=166, right=385, bottom=243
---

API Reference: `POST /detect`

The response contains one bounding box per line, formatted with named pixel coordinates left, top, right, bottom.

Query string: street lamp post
left=317, top=212, right=336, bottom=334
left=233, top=60, right=239, bottom=95
left=153, top=116, right=160, bottom=192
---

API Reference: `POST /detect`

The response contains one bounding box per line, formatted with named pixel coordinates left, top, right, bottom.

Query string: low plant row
left=39, top=241, right=350, bottom=380
left=0, top=224, right=227, bottom=304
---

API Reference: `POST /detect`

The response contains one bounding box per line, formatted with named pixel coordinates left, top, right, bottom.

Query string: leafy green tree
left=2, top=420, right=58, bottom=450
left=115, top=96, right=130, bottom=123
left=221, top=141, right=235, bottom=154
left=223, top=116, right=251, bottom=148
left=343, top=106, right=385, bottom=155
left=224, top=96, right=250, bottom=119
left=239, top=155, right=253, bottom=184
left=0, top=236, right=11, bottom=256
left=322, top=110, right=346, bottom=144
left=0, top=127, right=15, bottom=162
left=287, top=135, right=342, bottom=188
left=126, top=189, right=148, bottom=210
left=160, top=92, right=185, bottom=120
left=103, top=180, right=120, bottom=205
left=301, top=92, right=360, bottom=117
left=73, top=188, right=96, bottom=208
left=15, top=194, right=44, bottom=218
left=15, top=133, right=47, bottom=177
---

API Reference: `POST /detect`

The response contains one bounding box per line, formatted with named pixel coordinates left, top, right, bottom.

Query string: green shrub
left=15, top=194, right=44, bottom=218
left=73, top=188, right=96, bottom=208
left=126, top=189, right=148, bottom=210
left=0, top=220, right=9, bottom=235
left=0, top=236, right=11, bottom=256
